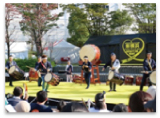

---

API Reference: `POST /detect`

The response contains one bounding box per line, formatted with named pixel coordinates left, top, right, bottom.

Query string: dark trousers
left=38, top=77, right=42, bottom=86
left=84, top=72, right=91, bottom=88
left=110, top=82, right=116, bottom=90
left=9, top=76, right=13, bottom=86
left=140, top=74, right=152, bottom=91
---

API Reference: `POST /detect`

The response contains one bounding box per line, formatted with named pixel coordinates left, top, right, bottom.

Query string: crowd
left=5, top=85, right=156, bottom=113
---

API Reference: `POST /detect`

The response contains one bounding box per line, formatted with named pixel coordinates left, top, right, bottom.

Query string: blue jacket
left=35, top=61, right=52, bottom=76
left=7, top=97, right=25, bottom=107
left=82, top=61, right=92, bottom=73
left=143, top=58, right=156, bottom=71
left=5, top=61, right=17, bottom=69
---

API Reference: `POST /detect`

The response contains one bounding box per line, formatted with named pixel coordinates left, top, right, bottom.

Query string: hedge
left=5, top=58, right=56, bottom=72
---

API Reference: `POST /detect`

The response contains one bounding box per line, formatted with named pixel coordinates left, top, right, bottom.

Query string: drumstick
left=26, top=66, right=34, bottom=69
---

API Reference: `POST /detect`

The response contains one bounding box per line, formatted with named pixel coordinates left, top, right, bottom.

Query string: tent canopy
left=5, top=42, right=28, bottom=59
left=50, top=40, right=80, bottom=63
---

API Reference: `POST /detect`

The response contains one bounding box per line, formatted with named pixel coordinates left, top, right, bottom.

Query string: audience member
left=89, top=92, right=110, bottom=112
left=144, top=95, right=156, bottom=112
left=62, top=102, right=88, bottom=112
left=146, top=86, right=156, bottom=100
left=7, top=86, right=28, bottom=107
left=112, top=103, right=128, bottom=112
left=128, top=91, right=152, bottom=112
left=15, top=101, right=31, bottom=112
left=57, top=100, right=66, bottom=112
left=30, top=91, right=53, bottom=112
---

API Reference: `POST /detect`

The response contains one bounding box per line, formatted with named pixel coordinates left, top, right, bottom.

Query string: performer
left=35, top=55, right=52, bottom=92
left=35, top=56, right=42, bottom=86
left=5, top=55, right=17, bottom=87
left=65, top=61, right=73, bottom=82
left=102, top=53, right=120, bottom=92
left=140, top=51, right=156, bottom=91
left=82, top=56, right=92, bottom=89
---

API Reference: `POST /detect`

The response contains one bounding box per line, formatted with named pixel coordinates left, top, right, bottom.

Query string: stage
left=5, top=81, right=148, bottom=105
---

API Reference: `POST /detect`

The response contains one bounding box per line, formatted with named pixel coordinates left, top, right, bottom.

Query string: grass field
left=5, top=81, right=148, bottom=105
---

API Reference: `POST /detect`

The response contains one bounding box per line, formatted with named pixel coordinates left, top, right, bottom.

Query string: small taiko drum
left=8, top=66, right=24, bottom=80
left=79, top=44, right=100, bottom=62
left=149, top=71, right=156, bottom=85
left=124, top=75, right=134, bottom=85
left=29, top=69, right=39, bottom=82
left=136, top=76, right=148, bottom=86
left=44, top=73, right=60, bottom=86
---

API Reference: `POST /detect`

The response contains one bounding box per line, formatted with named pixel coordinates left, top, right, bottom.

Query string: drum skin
left=9, top=66, right=24, bottom=80
left=79, top=44, right=100, bottom=62
left=44, top=73, right=60, bottom=86
left=29, top=70, right=39, bottom=81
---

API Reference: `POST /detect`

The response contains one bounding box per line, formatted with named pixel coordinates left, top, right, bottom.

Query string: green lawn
left=5, top=81, right=147, bottom=105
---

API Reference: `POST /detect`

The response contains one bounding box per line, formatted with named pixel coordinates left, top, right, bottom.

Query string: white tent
left=5, top=42, right=28, bottom=59
left=49, top=40, right=80, bottom=63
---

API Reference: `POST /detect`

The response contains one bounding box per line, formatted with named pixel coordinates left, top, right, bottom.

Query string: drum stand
left=78, top=60, right=101, bottom=85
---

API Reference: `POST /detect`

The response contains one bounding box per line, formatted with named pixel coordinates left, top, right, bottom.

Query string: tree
left=60, top=3, right=134, bottom=46
left=5, top=3, right=20, bottom=59
left=123, top=3, right=156, bottom=33
left=15, top=3, right=63, bottom=56
left=108, top=9, right=134, bottom=35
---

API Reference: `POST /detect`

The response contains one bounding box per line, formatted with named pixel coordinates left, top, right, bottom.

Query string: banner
left=120, top=37, right=146, bottom=64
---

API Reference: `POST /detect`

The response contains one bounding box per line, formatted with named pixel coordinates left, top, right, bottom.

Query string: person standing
left=35, top=55, right=52, bottom=92
left=65, top=61, right=73, bottom=82
left=82, top=56, right=92, bottom=89
left=140, top=51, right=156, bottom=91
left=5, top=55, right=17, bottom=86
left=102, top=53, right=120, bottom=92
left=35, top=56, right=42, bottom=86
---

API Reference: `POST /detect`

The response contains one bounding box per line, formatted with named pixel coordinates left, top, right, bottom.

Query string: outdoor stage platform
left=5, top=80, right=148, bottom=105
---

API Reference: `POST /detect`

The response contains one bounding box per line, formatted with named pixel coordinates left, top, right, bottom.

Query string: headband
left=42, top=57, right=47, bottom=60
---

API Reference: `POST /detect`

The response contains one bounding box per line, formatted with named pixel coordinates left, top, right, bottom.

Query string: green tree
left=60, top=3, right=134, bottom=46
left=123, top=3, right=156, bottom=33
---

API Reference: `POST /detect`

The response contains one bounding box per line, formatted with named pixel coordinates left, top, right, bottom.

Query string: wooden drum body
left=8, top=66, right=24, bottom=80
left=79, top=44, right=100, bottom=62
left=136, top=76, right=148, bottom=86
left=44, top=73, right=60, bottom=86
left=29, top=70, right=39, bottom=82
left=108, top=71, right=125, bottom=85
left=124, top=76, right=134, bottom=85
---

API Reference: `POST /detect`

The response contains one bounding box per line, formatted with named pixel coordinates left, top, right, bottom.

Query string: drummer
left=140, top=51, right=156, bottom=91
left=82, top=56, right=92, bottom=89
left=35, top=56, right=42, bottom=86
left=5, top=55, right=17, bottom=87
left=35, top=55, right=52, bottom=92
left=102, top=53, right=120, bottom=92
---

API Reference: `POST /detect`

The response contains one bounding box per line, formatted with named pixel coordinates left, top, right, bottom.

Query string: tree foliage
left=5, top=3, right=20, bottom=59
left=60, top=3, right=134, bottom=47
left=14, top=3, right=63, bottom=56
left=123, top=3, right=156, bottom=33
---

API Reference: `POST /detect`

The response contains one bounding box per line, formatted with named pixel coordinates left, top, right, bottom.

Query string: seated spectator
left=89, top=92, right=110, bottom=112
left=57, top=100, right=66, bottom=112
left=128, top=91, right=152, bottom=112
left=30, top=91, right=53, bottom=112
left=15, top=101, right=31, bottom=112
left=7, top=86, right=28, bottom=107
left=146, top=86, right=156, bottom=100
left=144, top=95, right=156, bottom=112
left=112, top=103, right=128, bottom=112
left=62, top=102, right=88, bottom=112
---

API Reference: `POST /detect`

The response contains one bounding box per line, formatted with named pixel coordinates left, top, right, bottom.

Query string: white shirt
left=110, top=59, right=120, bottom=73
left=89, top=107, right=110, bottom=112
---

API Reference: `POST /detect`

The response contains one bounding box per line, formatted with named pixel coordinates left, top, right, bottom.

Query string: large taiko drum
left=149, top=71, right=156, bottom=85
left=79, top=44, right=100, bottom=62
left=44, top=73, right=60, bottom=86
